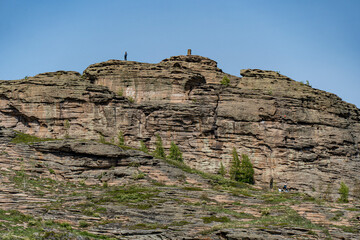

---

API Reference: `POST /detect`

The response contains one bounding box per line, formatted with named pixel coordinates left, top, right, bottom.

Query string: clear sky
left=1, top=0, right=359, bottom=107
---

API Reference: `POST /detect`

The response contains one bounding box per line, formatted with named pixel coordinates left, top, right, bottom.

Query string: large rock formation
left=0, top=55, right=359, bottom=199
left=2, top=127, right=359, bottom=239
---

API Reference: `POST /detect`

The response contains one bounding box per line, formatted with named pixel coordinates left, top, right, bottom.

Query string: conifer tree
left=168, top=141, right=183, bottom=162
left=230, top=148, right=241, bottom=181
left=230, top=148, right=255, bottom=184
left=238, top=154, right=255, bottom=184
left=338, top=182, right=349, bottom=203
left=153, top=134, right=166, bottom=159
left=219, top=162, right=226, bottom=177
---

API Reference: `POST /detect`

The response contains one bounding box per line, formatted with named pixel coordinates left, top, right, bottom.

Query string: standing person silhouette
left=124, top=51, right=127, bottom=61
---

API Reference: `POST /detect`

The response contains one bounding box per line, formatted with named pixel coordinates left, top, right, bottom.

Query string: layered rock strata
left=0, top=55, right=359, bottom=199
left=0, top=127, right=359, bottom=239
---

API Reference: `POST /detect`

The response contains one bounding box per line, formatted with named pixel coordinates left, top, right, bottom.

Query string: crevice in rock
left=185, top=74, right=206, bottom=96
left=211, top=87, right=222, bottom=139
left=0, top=105, right=40, bottom=127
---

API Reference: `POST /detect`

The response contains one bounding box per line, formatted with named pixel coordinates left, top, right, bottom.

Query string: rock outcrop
left=0, top=54, right=360, bottom=201
left=0, top=127, right=359, bottom=239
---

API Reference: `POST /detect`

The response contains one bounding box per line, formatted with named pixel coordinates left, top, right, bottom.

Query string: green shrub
left=220, top=75, right=230, bottom=86
left=127, top=96, right=135, bottom=103
left=79, top=220, right=90, bottom=228
left=153, top=134, right=165, bottom=159
left=168, top=141, right=183, bottom=162
left=139, top=140, right=149, bottom=153
left=338, top=182, right=349, bottom=203
left=218, top=162, right=226, bottom=177
left=132, top=172, right=146, bottom=180
left=118, top=131, right=125, bottom=146
left=261, top=207, right=271, bottom=216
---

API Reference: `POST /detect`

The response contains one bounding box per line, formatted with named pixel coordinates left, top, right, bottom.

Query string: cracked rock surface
left=1, top=55, right=359, bottom=198
left=0, top=127, right=359, bottom=239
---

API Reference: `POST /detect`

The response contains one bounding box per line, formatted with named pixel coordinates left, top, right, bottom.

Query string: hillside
left=0, top=54, right=359, bottom=239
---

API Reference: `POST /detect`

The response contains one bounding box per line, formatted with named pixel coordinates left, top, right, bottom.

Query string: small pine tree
left=168, top=141, right=183, bottom=162
left=219, top=162, right=226, bottom=177
left=230, top=148, right=241, bottom=181
left=221, top=75, right=230, bottom=86
left=153, top=134, right=166, bottom=159
left=238, top=154, right=255, bottom=184
left=139, top=140, right=149, bottom=153
left=338, top=182, right=349, bottom=203
left=118, top=131, right=125, bottom=146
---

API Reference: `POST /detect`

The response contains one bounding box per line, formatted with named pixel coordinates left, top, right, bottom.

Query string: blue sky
left=1, top=0, right=359, bottom=107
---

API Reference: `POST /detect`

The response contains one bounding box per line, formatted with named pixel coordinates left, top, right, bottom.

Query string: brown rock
left=0, top=55, right=359, bottom=200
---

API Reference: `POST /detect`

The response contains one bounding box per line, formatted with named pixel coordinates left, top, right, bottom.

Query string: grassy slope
left=0, top=132, right=359, bottom=239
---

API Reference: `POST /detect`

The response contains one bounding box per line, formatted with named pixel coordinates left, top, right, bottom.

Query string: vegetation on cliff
left=0, top=130, right=359, bottom=239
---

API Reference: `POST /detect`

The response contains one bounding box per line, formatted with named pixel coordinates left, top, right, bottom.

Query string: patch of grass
left=0, top=151, right=9, bottom=155
left=261, top=207, right=271, bottom=216
left=261, top=192, right=293, bottom=204
left=151, top=180, right=167, bottom=186
left=333, top=225, right=359, bottom=233
left=99, top=134, right=106, bottom=144
left=183, top=186, right=203, bottom=191
left=330, top=210, right=344, bottom=221
left=132, top=172, right=146, bottom=180
left=249, top=206, right=321, bottom=230
left=11, top=131, right=56, bottom=144
left=79, top=220, right=90, bottom=228
left=346, top=207, right=360, bottom=211
left=225, top=186, right=254, bottom=197
left=0, top=209, right=115, bottom=239
left=75, top=202, right=106, bottom=217
left=127, top=96, right=135, bottom=103
left=164, top=158, right=250, bottom=189
left=93, top=185, right=159, bottom=205
left=131, top=203, right=153, bottom=210
left=205, top=206, right=255, bottom=219
left=0, top=209, right=33, bottom=223
left=202, top=216, right=231, bottom=224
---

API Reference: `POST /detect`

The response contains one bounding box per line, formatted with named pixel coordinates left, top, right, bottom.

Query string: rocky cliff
left=0, top=128, right=359, bottom=239
left=0, top=54, right=359, bottom=199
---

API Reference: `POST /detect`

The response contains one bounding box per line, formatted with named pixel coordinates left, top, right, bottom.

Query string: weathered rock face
left=2, top=128, right=359, bottom=239
left=0, top=55, right=359, bottom=198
